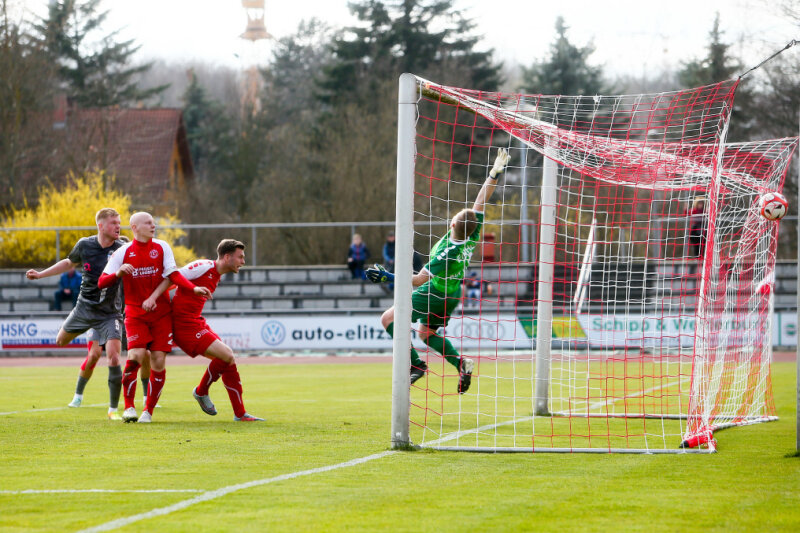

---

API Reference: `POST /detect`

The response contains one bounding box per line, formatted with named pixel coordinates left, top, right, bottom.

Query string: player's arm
left=412, top=270, right=430, bottom=287
left=167, top=271, right=212, bottom=299
left=25, top=258, right=79, bottom=280
left=366, top=264, right=430, bottom=287
left=472, top=148, right=510, bottom=213
left=142, top=278, right=171, bottom=312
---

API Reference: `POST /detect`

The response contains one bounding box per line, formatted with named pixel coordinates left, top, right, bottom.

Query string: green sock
left=386, top=322, right=423, bottom=366
left=422, top=333, right=461, bottom=369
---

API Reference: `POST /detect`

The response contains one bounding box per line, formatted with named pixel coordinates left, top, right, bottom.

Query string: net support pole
left=520, top=139, right=530, bottom=263
left=535, top=151, right=557, bottom=416
left=796, top=109, right=800, bottom=452
left=391, top=73, right=416, bottom=448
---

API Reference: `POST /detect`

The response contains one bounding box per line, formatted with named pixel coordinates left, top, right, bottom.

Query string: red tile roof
left=65, top=108, right=194, bottom=203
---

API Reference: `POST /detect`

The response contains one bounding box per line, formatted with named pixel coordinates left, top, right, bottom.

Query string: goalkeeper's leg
left=418, top=327, right=460, bottom=369
left=380, top=307, right=424, bottom=367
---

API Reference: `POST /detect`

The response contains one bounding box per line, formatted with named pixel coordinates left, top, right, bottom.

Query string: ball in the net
left=759, top=191, right=788, bottom=221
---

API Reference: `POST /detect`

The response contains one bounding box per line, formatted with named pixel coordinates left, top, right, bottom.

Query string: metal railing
left=0, top=221, right=426, bottom=266
left=3, top=215, right=798, bottom=266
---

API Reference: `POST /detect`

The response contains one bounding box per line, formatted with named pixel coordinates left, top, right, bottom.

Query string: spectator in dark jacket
left=347, top=234, right=370, bottom=279
left=382, top=232, right=396, bottom=273
left=54, top=265, right=82, bottom=310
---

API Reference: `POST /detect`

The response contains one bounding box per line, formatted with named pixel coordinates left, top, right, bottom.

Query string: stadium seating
left=0, top=262, right=794, bottom=318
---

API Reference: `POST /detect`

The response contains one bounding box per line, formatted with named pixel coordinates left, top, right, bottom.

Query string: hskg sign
left=0, top=319, right=89, bottom=350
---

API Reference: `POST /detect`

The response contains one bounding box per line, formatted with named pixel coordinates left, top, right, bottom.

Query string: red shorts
left=125, top=312, right=173, bottom=352
left=173, top=318, right=220, bottom=358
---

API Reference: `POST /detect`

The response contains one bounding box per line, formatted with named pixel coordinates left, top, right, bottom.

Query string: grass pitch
left=1, top=359, right=799, bottom=532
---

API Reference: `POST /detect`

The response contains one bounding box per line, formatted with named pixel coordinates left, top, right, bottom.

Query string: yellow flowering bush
left=0, top=171, right=197, bottom=267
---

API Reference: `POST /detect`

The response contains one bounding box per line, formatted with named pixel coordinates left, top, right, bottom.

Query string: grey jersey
left=67, top=236, right=124, bottom=314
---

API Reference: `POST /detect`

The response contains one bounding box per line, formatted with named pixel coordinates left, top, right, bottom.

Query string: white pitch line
left=77, top=451, right=397, bottom=533
left=0, top=489, right=203, bottom=495
left=0, top=403, right=107, bottom=416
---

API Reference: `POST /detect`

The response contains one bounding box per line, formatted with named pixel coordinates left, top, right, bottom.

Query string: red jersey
left=172, top=259, right=219, bottom=320
left=102, top=238, right=178, bottom=318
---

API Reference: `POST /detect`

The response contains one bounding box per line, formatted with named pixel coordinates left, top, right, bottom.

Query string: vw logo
left=261, top=320, right=286, bottom=346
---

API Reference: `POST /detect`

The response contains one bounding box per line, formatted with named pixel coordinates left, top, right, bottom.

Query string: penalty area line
left=0, top=403, right=107, bottom=416
left=1, top=489, right=204, bottom=495
left=77, top=450, right=397, bottom=532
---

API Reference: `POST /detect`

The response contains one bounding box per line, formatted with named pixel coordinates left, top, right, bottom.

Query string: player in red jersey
left=98, top=212, right=211, bottom=423
left=146, top=239, right=263, bottom=421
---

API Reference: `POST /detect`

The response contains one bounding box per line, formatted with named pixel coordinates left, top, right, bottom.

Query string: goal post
left=534, top=149, right=557, bottom=416
left=390, top=73, right=417, bottom=448
left=391, top=74, right=798, bottom=453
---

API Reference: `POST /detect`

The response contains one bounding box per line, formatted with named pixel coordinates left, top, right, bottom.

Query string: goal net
left=390, top=73, right=798, bottom=453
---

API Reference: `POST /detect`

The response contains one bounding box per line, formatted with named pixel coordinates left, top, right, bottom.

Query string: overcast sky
left=22, top=0, right=800, bottom=80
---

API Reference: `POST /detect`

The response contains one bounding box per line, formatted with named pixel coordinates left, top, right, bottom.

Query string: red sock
left=145, top=369, right=166, bottom=414
left=196, top=358, right=228, bottom=396
left=122, top=360, right=141, bottom=409
left=221, top=364, right=245, bottom=418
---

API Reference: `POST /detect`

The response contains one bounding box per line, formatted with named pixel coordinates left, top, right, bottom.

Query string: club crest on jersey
left=149, top=249, right=159, bottom=259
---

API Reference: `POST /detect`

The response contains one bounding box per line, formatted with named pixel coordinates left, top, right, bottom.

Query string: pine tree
left=520, top=16, right=605, bottom=97
left=520, top=16, right=612, bottom=133
left=182, top=70, right=234, bottom=178
left=35, top=0, right=166, bottom=107
left=678, top=13, right=753, bottom=142
left=319, top=0, right=501, bottom=105
left=0, top=0, right=58, bottom=207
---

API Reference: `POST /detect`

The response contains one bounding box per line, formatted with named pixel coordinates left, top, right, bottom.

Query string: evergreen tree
left=0, top=0, right=58, bottom=207
left=35, top=0, right=166, bottom=107
left=678, top=13, right=753, bottom=142
left=182, top=70, right=235, bottom=178
left=520, top=17, right=615, bottom=133
left=319, top=0, right=501, bottom=105
left=520, top=16, right=605, bottom=97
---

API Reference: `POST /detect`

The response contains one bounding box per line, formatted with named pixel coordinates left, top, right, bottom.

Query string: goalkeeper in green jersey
left=366, top=148, right=510, bottom=393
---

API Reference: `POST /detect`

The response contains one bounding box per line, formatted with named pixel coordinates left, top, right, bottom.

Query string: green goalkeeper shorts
left=411, top=284, right=460, bottom=329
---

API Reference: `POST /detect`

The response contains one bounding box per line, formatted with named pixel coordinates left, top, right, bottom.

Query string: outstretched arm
left=366, top=264, right=430, bottom=288
left=26, top=258, right=79, bottom=281
left=167, top=271, right=212, bottom=299
left=472, top=148, right=510, bottom=213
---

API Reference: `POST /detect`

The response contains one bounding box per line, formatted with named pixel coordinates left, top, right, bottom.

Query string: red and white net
left=407, top=75, right=797, bottom=452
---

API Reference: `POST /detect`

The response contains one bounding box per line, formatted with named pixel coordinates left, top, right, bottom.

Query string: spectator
left=464, top=272, right=481, bottom=306
left=347, top=233, right=370, bottom=279
left=686, top=197, right=707, bottom=258
left=382, top=232, right=396, bottom=273
left=54, top=265, right=81, bottom=310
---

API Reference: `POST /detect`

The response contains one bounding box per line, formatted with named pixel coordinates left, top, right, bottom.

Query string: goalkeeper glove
left=489, top=147, right=511, bottom=179
left=365, top=264, right=394, bottom=284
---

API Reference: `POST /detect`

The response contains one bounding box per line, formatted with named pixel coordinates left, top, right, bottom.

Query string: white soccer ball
left=759, top=192, right=788, bottom=221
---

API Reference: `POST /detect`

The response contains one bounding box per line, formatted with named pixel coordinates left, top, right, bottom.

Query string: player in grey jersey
left=26, top=208, right=126, bottom=419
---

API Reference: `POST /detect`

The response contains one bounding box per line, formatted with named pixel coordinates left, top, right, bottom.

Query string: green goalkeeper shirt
left=421, top=211, right=484, bottom=295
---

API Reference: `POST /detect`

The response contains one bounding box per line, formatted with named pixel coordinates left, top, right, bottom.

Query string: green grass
left=1, top=360, right=799, bottom=532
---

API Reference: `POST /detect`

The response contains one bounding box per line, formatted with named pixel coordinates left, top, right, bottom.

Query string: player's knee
left=380, top=308, right=394, bottom=328
left=219, top=345, right=235, bottom=364
left=55, top=331, right=72, bottom=346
